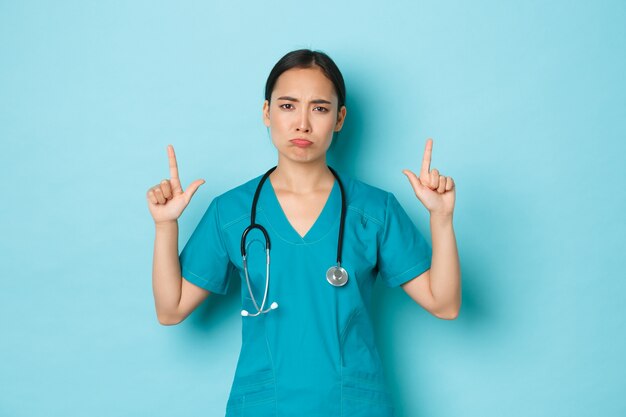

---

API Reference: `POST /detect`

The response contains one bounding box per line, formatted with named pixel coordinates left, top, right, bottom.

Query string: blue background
left=2, top=1, right=625, bottom=416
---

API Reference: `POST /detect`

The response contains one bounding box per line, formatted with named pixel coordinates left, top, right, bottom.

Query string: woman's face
left=263, top=66, right=347, bottom=165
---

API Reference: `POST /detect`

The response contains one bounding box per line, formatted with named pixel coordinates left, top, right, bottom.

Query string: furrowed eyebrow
left=276, top=96, right=332, bottom=105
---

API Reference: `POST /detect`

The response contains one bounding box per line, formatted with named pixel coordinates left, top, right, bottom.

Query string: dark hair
left=264, top=49, right=346, bottom=109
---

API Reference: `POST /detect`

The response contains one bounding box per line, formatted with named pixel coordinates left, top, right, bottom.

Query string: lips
left=290, top=139, right=313, bottom=147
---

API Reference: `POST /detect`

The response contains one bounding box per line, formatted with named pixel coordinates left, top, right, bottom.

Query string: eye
left=279, top=103, right=294, bottom=110
left=314, top=106, right=329, bottom=112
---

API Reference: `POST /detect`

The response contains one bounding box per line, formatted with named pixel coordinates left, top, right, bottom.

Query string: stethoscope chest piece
left=326, top=265, right=348, bottom=287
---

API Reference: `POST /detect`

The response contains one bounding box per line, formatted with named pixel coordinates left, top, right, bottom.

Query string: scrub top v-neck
left=265, top=175, right=339, bottom=243
left=178, top=170, right=433, bottom=417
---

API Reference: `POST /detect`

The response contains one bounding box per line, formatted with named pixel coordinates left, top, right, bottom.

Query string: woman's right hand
left=146, top=144, right=205, bottom=225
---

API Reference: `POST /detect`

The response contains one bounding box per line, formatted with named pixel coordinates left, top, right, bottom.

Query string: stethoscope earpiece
left=240, top=165, right=348, bottom=317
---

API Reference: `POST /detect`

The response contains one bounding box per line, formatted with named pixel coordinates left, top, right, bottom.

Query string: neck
left=269, top=156, right=334, bottom=194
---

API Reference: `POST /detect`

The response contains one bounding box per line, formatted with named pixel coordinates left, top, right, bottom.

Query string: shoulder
left=209, top=173, right=265, bottom=227
left=334, top=169, right=391, bottom=227
left=216, top=173, right=263, bottom=201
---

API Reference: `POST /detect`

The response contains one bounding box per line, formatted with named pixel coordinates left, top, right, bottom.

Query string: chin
left=279, top=150, right=322, bottom=163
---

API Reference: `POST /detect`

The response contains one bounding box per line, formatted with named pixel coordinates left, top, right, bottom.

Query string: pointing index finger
left=420, top=138, right=433, bottom=176
left=167, top=144, right=180, bottom=181
left=167, top=145, right=178, bottom=179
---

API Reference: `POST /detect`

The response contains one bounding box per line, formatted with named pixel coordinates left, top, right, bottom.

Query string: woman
left=147, top=49, right=461, bottom=416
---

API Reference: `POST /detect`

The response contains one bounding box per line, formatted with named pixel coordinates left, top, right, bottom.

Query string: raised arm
left=402, top=138, right=461, bottom=319
left=147, top=145, right=208, bottom=325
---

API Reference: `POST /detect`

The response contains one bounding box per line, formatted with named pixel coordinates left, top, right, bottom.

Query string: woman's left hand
left=402, top=138, right=456, bottom=217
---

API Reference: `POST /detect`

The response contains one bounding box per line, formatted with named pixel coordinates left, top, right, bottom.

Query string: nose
left=296, top=108, right=311, bottom=133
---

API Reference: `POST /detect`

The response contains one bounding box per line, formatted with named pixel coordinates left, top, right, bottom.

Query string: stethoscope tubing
left=240, top=165, right=347, bottom=316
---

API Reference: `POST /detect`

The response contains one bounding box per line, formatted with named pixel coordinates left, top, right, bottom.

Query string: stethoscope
left=240, top=165, right=348, bottom=317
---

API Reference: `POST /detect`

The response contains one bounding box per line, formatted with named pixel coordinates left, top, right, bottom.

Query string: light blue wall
left=2, top=1, right=624, bottom=416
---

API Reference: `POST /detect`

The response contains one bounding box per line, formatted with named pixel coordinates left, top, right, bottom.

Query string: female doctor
left=147, top=49, right=461, bottom=416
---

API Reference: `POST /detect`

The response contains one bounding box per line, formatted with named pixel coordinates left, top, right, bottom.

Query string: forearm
left=152, top=220, right=183, bottom=322
left=429, top=213, right=461, bottom=317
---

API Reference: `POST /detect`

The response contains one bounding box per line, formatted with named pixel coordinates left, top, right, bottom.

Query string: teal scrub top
left=179, top=169, right=432, bottom=417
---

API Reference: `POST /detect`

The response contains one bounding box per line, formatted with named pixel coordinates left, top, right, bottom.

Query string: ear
left=262, top=100, right=271, bottom=127
left=334, top=105, right=347, bottom=132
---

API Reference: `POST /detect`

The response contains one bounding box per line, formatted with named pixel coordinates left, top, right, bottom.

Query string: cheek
left=317, top=116, right=337, bottom=132
left=270, top=110, right=292, bottom=125
left=266, top=114, right=285, bottom=131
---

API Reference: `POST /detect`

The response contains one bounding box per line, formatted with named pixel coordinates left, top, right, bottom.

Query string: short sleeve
left=179, top=196, right=232, bottom=294
left=377, top=192, right=432, bottom=287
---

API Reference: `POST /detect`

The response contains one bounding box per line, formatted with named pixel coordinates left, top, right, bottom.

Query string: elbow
left=433, top=303, right=461, bottom=320
left=436, top=309, right=459, bottom=320
left=157, top=311, right=183, bottom=326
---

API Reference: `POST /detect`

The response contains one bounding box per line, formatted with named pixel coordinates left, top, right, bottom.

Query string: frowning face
left=263, top=66, right=346, bottom=164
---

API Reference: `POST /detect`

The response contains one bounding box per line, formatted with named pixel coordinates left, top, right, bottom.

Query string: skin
left=401, top=139, right=461, bottom=320
left=261, top=66, right=347, bottom=238
left=147, top=66, right=461, bottom=324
